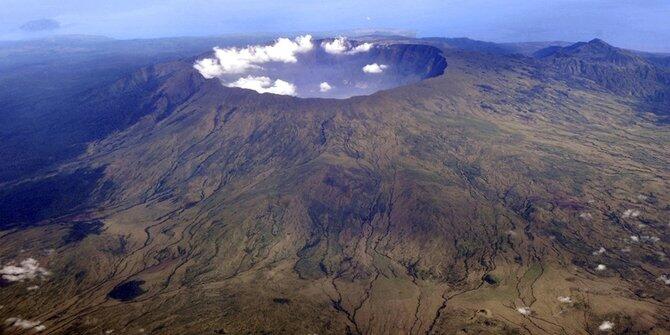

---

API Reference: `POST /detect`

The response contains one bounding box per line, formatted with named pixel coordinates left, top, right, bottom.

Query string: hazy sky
left=1, top=0, right=669, bottom=52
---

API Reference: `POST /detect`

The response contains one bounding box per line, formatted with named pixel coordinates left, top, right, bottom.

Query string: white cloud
left=194, top=35, right=314, bottom=78
left=516, top=307, right=531, bottom=315
left=362, top=63, right=388, bottom=74
left=557, top=296, right=573, bottom=303
left=192, top=58, right=225, bottom=79
left=322, top=37, right=348, bottom=54
left=595, top=264, right=607, bottom=271
left=0, top=258, right=49, bottom=282
left=640, top=235, right=660, bottom=243
left=592, top=247, right=606, bottom=255
left=321, top=37, right=374, bottom=55
left=349, top=42, right=374, bottom=54
left=194, top=35, right=380, bottom=97
left=194, top=35, right=311, bottom=96
left=354, top=82, right=370, bottom=89
left=319, top=82, right=332, bottom=92
left=598, top=320, right=614, bottom=331
left=622, top=209, right=640, bottom=218
left=227, top=76, right=296, bottom=96
left=5, top=318, right=45, bottom=332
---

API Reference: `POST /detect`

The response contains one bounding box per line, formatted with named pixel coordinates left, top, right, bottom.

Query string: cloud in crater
left=319, top=82, right=332, bottom=92
left=227, top=76, right=296, bottom=96
left=321, top=37, right=374, bottom=55
left=194, top=35, right=313, bottom=95
left=362, top=63, right=388, bottom=74
left=193, top=35, right=396, bottom=97
left=195, top=35, right=313, bottom=77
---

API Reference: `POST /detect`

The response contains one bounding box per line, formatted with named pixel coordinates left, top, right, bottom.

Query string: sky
left=1, top=0, right=669, bottom=52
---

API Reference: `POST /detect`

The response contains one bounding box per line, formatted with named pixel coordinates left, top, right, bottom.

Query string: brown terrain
left=0, top=38, right=669, bottom=334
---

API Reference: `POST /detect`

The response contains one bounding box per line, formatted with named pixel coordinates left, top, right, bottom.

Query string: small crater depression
left=272, top=297, right=291, bottom=305
left=194, top=35, right=447, bottom=99
left=107, top=280, right=146, bottom=301
left=483, top=274, right=500, bottom=285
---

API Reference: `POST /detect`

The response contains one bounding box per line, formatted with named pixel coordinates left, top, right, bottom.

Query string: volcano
left=0, top=36, right=668, bottom=335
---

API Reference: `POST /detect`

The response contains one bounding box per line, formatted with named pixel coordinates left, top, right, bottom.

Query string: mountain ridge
left=533, top=38, right=670, bottom=119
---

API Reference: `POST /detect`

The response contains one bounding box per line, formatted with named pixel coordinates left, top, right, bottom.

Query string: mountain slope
left=535, top=39, right=670, bottom=119
left=0, top=42, right=669, bottom=334
left=0, top=35, right=276, bottom=183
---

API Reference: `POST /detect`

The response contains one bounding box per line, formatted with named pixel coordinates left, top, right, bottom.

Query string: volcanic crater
left=194, top=36, right=447, bottom=99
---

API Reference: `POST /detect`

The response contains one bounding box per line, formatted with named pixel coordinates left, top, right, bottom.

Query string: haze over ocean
left=1, top=0, right=669, bottom=52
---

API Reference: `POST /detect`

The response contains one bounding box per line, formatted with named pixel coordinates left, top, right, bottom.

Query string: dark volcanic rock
left=62, top=220, right=105, bottom=244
